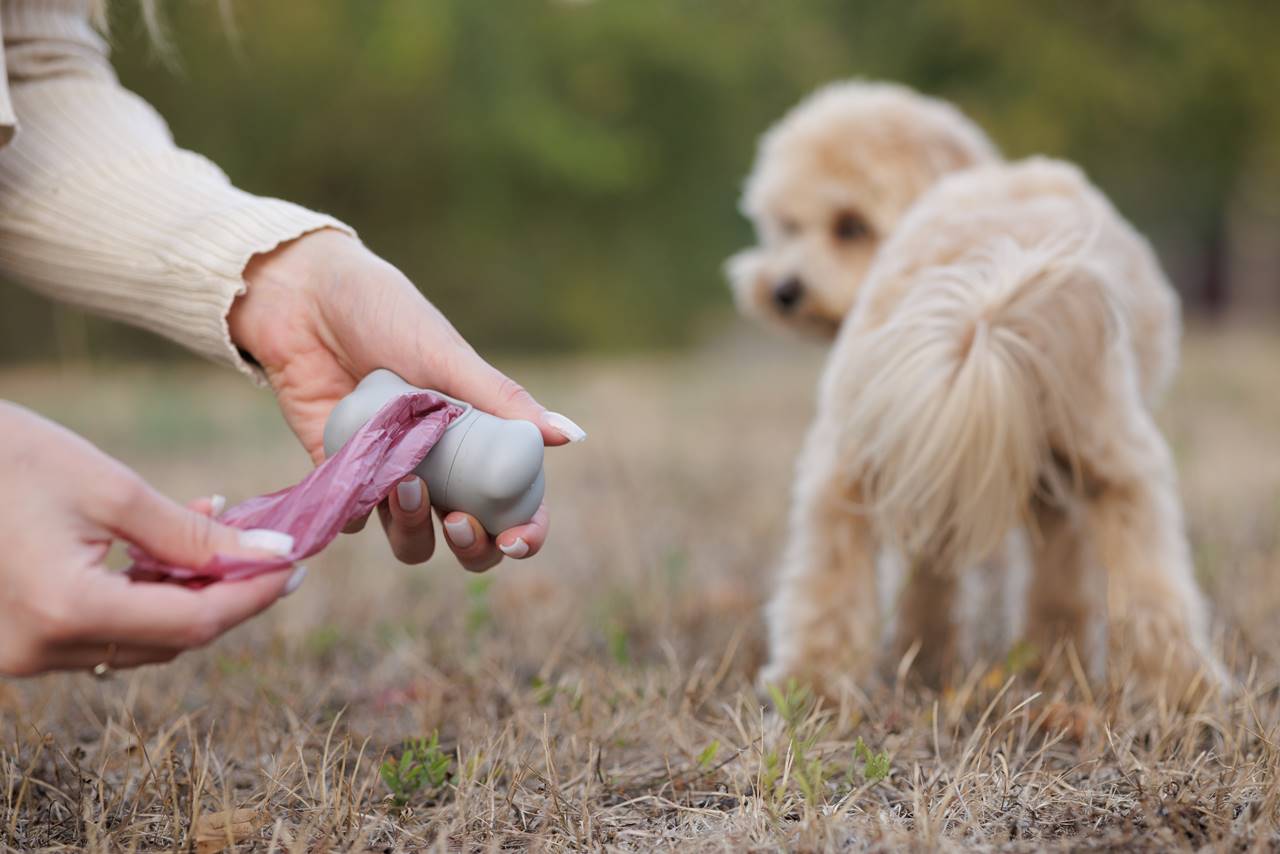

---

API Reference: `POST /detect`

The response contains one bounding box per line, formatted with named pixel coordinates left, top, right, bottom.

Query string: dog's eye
left=832, top=211, right=870, bottom=242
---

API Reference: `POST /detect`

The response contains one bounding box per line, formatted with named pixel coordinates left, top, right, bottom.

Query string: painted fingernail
left=209, top=494, right=226, bottom=516
left=240, top=528, right=295, bottom=556
left=499, top=537, right=530, bottom=558
left=283, top=565, right=308, bottom=596
left=444, top=517, right=476, bottom=549
left=396, top=478, right=423, bottom=512
left=544, top=411, right=587, bottom=444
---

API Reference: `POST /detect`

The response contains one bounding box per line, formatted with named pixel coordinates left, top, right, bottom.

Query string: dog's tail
left=839, top=236, right=1117, bottom=567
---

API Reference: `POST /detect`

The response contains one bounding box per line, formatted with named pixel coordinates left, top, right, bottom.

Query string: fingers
left=76, top=564, right=306, bottom=649
left=441, top=513, right=496, bottom=571
left=102, top=478, right=296, bottom=570
left=42, top=643, right=180, bottom=673
left=494, top=503, right=549, bottom=560
left=376, top=476, right=436, bottom=564
left=423, top=344, right=587, bottom=448
left=186, top=494, right=226, bottom=518
left=439, top=503, right=548, bottom=572
left=440, top=511, right=502, bottom=572
left=343, top=512, right=370, bottom=534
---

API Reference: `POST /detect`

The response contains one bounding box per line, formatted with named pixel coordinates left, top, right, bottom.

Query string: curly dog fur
left=729, top=81, right=1223, bottom=703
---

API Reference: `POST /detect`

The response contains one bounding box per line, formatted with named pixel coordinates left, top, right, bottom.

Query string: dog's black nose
left=773, top=277, right=804, bottom=311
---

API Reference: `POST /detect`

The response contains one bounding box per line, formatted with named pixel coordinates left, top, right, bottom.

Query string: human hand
left=228, top=229, right=584, bottom=572
left=0, top=402, right=303, bottom=678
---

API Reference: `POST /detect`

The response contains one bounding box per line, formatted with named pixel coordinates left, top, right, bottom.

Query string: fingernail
left=444, top=517, right=476, bottom=549
left=209, top=494, right=226, bottom=516
left=240, top=528, right=295, bottom=556
left=396, top=478, right=423, bottom=512
left=499, top=537, right=529, bottom=558
left=283, top=565, right=307, bottom=596
left=544, top=411, right=587, bottom=444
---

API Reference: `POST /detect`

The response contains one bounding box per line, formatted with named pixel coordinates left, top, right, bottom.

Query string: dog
left=729, top=83, right=1223, bottom=702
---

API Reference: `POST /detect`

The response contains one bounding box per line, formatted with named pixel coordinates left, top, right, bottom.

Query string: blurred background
left=0, top=0, right=1277, bottom=364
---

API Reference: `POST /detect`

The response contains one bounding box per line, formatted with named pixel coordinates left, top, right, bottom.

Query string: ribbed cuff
left=152, top=185, right=356, bottom=384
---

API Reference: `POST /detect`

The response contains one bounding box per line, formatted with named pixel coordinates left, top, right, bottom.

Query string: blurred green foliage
left=2, top=0, right=1277, bottom=363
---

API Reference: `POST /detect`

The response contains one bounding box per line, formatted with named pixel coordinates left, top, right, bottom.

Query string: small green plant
left=303, top=624, right=343, bottom=658
left=792, top=746, right=827, bottom=805
left=696, top=740, right=720, bottom=769
left=530, top=676, right=585, bottom=712
left=766, top=679, right=814, bottom=731
left=853, top=736, right=890, bottom=783
left=606, top=620, right=631, bottom=666
left=763, top=680, right=830, bottom=807
left=465, top=576, right=494, bottom=636
left=531, top=675, right=556, bottom=707
left=760, top=748, right=783, bottom=800
left=1005, top=640, right=1039, bottom=674
left=380, top=732, right=452, bottom=808
left=662, top=547, right=688, bottom=590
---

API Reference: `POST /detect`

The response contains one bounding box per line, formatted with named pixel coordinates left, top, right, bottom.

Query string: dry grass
left=1, top=323, right=1279, bottom=851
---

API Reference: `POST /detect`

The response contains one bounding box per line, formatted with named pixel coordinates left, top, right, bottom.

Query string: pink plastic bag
left=127, top=391, right=462, bottom=586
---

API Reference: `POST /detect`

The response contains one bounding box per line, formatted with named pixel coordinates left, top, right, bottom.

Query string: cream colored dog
left=729, top=82, right=1223, bottom=701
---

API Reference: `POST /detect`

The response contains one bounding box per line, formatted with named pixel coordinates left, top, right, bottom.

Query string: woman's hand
left=0, top=402, right=303, bottom=678
left=228, top=229, right=583, bottom=572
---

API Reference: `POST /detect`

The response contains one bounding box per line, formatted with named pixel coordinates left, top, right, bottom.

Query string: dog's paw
left=1109, top=614, right=1230, bottom=707
left=755, top=659, right=866, bottom=706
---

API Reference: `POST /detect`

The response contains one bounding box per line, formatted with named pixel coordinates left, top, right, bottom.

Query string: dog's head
left=726, top=81, right=999, bottom=338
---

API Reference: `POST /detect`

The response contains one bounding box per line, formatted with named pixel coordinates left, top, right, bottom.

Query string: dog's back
left=821, top=157, right=1180, bottom=569
left=852, top=158, right=1179, bottom=402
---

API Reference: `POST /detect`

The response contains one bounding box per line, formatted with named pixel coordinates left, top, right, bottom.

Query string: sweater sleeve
left=0, top=0, right=355, bottom=382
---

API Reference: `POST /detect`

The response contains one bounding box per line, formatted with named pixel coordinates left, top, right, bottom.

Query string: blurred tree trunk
left=1200, top=213, right=1230, bottom=318
left=1224, top=170, right=1280, bottom=321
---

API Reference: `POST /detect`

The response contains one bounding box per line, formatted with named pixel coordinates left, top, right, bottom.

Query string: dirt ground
left=1, top=323, right=1278, bottom=851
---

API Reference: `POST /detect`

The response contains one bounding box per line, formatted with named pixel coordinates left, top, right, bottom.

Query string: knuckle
left=182, top=512, right=220, bottom=560
left=33, top=597, right=79, bottom=644
left=100, top=469, right=150, bottom=521
left=494, top=375, right=533, bottom=409
left=391, top=531, right=434, bottom=566
left=415, top=339, right=457, bottom=384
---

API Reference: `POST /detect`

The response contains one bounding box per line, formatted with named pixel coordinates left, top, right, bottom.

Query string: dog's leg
left=1081, top=403, right=1225, bottom=702
left=888, top=554, right=960, bottom=686
left=760, top=421, right=878, bottom=700
left=1025, top=492, right=1104, bottom=680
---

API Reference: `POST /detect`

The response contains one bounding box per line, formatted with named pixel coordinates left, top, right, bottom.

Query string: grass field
left=2, top=324, right=1279, bottom=851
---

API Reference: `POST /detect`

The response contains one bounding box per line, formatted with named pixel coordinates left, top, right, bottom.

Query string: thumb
left=433, top=348, right=586, bottom=447
left=105, top=481, right=294, bottom=570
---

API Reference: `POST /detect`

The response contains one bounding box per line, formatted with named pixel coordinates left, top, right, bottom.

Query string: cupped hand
left=228, top=229, right=584, bottom=570
left=0, top=402, right=303, bottom=678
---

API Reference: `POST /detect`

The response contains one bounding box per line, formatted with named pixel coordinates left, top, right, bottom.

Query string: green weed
left=853, top=736, right=890, bottom=783
left=380, top=732, right=453, bottom=808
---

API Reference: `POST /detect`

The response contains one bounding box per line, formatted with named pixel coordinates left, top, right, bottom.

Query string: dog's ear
left=920, top=101, right=1001, bottom=176
left=932, top=127, right=998, bottom=175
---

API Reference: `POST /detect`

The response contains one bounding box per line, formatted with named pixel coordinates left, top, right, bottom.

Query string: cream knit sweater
left=0, top=0, right=353, bottom=382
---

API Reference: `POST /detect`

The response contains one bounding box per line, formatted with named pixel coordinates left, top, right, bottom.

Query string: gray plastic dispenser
left=323, top=369, right=545, bottom=534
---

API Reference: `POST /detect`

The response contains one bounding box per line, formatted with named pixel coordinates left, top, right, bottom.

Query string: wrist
left=230, top=228, right=359, bottom=364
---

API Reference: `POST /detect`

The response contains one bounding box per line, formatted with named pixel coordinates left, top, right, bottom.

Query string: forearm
left=0, top=0, right=353, bottom=382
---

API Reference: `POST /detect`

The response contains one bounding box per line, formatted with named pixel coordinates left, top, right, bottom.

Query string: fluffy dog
left=730, top=83, right=1223, bottom=702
